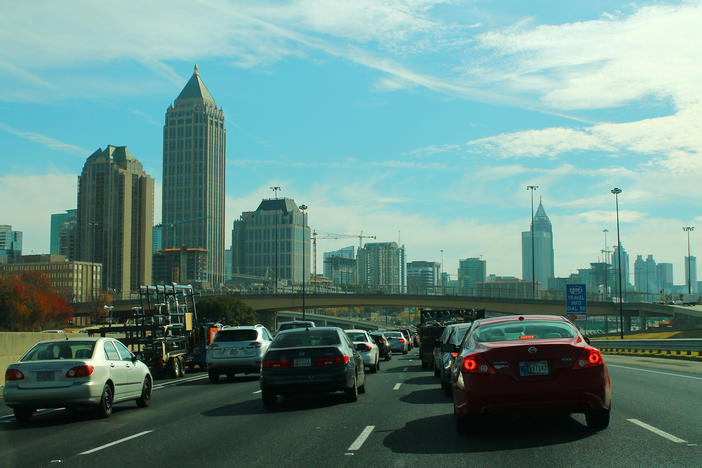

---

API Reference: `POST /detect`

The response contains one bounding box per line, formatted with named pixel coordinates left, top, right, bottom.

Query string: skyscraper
left=0, top=225, right=22, bottom=264
left=521, top=200, right=555, bottom=289
left=163, top=65, right=226, bottom=287
left=685, top=255, right=698, bottom=294
left=612, top=244, right=630, bottom=289
left=357, top=242, right=404, bottom=293
left=50, top=209, right=76, bottom=254
left=77, top=145, right=154, bottom=298
left=458, top=257, right=486, bottom=293
left=406, top=261, right=440, bottom=294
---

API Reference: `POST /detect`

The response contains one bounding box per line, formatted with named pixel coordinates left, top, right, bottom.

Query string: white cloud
left=0, top=123, right=90, bottom=156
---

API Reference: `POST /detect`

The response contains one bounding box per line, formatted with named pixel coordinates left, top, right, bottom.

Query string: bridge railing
left=593, top=339, right=702, bottom=359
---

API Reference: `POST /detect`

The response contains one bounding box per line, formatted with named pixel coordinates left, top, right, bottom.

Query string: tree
left=197, top=296, right=257, bottom=326
left=0, top=272, right=73, bottom=331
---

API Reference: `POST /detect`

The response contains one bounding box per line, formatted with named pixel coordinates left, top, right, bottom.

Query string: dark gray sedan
left=260, top=327, right=366, bottom=408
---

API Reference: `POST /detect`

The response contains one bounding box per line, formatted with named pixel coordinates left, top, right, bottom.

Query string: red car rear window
left=474, top=320, right=577, bottom=342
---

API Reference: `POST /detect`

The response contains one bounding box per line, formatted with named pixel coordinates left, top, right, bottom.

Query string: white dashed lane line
left=79, top=430, right=153, bottom=455
left=347, top=425, right=375, bottom=452
left=627, top=419, right=687, bottom=444
left=608, top=364, right=702, bottom=381
left=393, top=383, right=402, bottom=391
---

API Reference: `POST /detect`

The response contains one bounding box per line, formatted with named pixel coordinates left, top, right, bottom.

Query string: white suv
left=206, top=324, right=273, bottom=382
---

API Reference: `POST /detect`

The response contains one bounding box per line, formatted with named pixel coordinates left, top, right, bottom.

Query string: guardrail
left=593, top=339, right=702, bottom=360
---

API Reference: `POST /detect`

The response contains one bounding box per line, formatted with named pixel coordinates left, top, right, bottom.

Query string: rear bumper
left=261, top=367, right=351, bottom=395
left=4, top=380, right=103, bottom=408
left=207, top=354, right=262, bottom=373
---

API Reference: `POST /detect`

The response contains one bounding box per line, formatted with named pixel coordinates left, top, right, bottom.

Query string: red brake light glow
left=399, top=339, right=405, bottom=343
left=262, top=359, right=291, bottom=369
left=519, top=335, right=535, bottom=340
left=462, top=354, right=494, bottom=374
left=247, top=341, right=263, bottom=348
left=5, top=369, right=24, bottom=381
left=314, top=355, right=349, bottom=366
left=572, top=347, right=603, bottom=370
left=66, top=365, right=94, bottom=378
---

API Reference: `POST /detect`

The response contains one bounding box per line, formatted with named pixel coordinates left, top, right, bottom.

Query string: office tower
left=634, top=254, right=658, bottom=299
left=77, top=145, right=154, bottom=298
left=50, top=209, right=76, bottom=254
left=357, top=242, right=404, bottom=293
left=323, top=246, right=356, bottom=286
left=0, top=225, right=22, bottom=264
left=685, top=255, right=698, bottom=294
left=656, top=263, right=673, bottom=295
left=612, top=244, right=630, bottom=289
left=152, top=225, right=163, bottom=253
left=152, top=247, right=208, bottom=285
left=458, top=257, right=486, bottom=293
left=57, top=214, right=78, bottom=260
left=231, top=198, right=309, bottom=284
left=323, top=246, right=355, bottom=277
left=521, top=200, right=555, bottom=289
left=163, top=65, right=226, bottom=287
left=406, top=261, right=440, bottom=294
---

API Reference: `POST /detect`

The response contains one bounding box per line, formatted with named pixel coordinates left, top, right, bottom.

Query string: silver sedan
left=3, top=337, right=152, bottom=421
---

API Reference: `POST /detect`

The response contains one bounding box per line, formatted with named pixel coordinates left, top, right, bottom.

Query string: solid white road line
left=153, top=374, right=208, bottom=390
left=393, top=383, right=402, bottom=390
left=608, top=364, right=702, bottom=381
left=79, top=430, right=153, bottom=455
left=252, top=390, right=262, bottom=394
left=347, top=425, right=375, bottom=451
left=627, top=419, right=687, bottom=444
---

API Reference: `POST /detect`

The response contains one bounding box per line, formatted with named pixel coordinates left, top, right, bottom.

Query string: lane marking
left=608, top=364, right=702, bottom=381
left=0, top=408, right=63, bottom=421
left=402, top=367, right=408, bottom=372
left=153, top=375, right=208, bottom=390
left=252, top=390, right=262, bottom=394
left=79, top=430, right=153, bottom=455
left=627, top=419, right=687, bottom=444
left=393, top=383, right=402, bottom=391
left=347, top=425, right=375, bottom=451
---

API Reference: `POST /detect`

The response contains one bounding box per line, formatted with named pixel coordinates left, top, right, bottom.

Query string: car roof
left=344, top=329, right=368, bottom=333
left=35, top=337, right=105, bottom=345
left=220, top=325, right=261, bottom=330
left=277, top=326, right=340, bottom=334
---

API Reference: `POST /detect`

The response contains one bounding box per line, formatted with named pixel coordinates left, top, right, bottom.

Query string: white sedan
left=344, top=329, right=380, bottom=373
left=3, top=337, right=152, bottom=422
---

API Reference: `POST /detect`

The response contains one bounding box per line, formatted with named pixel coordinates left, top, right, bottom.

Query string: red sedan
left=451, top=315, right=611, bottom=433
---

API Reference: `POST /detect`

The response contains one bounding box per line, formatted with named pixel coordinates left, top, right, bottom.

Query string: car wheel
left=385, top=354, right=391, bottom=361
left=454, top=404, right=470, bottom=434
left=170, top=357, right=181, bottom=378
left=95, top=384, right=113, bottom=419
left=178, top=357, right=185, bottom=377
left=345, top=375, right=358, bottom=402
left=262, top=389, right=276, bottom=408
left=442, top=378, right=452, bottom=397
left=13, top=407, right=34, bottom=422
left=136, top=377, right=152, bottom=408
left=402, top=350, right=408, bottom=355
left=369, top=360, right=377, bottom=374
left=586, top=408, right=610, bottom=431
left=208, top=370, right=219, bottom=383
left=376, top=359, right=380, bottom=372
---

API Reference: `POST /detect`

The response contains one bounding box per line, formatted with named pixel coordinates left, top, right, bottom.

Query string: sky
left=1, top=0, right=701, bottom=284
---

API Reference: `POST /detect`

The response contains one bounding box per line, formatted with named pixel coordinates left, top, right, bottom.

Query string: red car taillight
left=358, top=344, right=372, bottom=352
left=462, top=354, right=495, bottom=374
left=247, top=341, right=263, bottom=348
left=381, top=338, right=387, bottom=343
left=66, top=365, right=94, bottom=378
left=5, top=369, right=24, bottom=381
left=399, top=339, right=405, bottom=343
left=314, top=355, right=349, bottom=366
left=572, top=347, right=603, bottom=370
left=262, top=359, right=291, bottom=369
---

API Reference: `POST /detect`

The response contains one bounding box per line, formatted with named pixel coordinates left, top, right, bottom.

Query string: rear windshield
left=474, top=320, right=577, bottom=342
left=346, top=332, right=368, bottom=342
left=271, top=330, right=341, bottom=348
left=385, top=332, right=402, bottom=338
left=22, top=341, right=96, bottom=361
left=214, top=329, right=258, bottom=342
left=277, top=322, right=315, bottom=332
left=450, top=325, right=472, bottom=345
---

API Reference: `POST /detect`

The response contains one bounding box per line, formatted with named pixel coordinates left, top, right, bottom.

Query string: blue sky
left=1, top=0, right=701, bottom=283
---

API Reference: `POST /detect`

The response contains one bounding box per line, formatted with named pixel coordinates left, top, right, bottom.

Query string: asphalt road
left=1, top=353, right=700, bottom=467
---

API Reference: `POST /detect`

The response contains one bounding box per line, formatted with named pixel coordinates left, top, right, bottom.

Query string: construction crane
left=311, top=230, right=376, bottom=278
left=155, top=216, right=210, bottom=249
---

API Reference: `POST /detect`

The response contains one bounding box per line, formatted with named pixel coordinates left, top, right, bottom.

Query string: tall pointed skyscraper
left=163, top=65, right=226, bottom=286
left=521, top=199, right=555, bottom=290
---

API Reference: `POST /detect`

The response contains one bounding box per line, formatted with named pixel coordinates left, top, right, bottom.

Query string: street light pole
left=299, top=204, right=308, bottom=320
left=270, top=186, right=281, bottom=293
left=611, top=188, right=624, bottom=339
left=683, top=226, right=694, bottom=294
left=527, top=185, right=539, bottom=298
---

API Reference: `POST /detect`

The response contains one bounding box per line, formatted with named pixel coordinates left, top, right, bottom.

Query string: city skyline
left=1, top=1, right=701, bottom=282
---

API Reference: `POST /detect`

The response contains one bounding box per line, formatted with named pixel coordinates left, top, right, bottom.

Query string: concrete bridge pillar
left=623, top=313, right=632, bottom=334
left=639, top=311, right=648, bottom=331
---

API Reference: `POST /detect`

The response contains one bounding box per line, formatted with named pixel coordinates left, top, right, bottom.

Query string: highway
left=1, top=353, right=700, bottom=467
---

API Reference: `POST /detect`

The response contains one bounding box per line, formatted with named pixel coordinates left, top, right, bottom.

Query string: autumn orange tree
left=0, top=272, right=73, bottom=331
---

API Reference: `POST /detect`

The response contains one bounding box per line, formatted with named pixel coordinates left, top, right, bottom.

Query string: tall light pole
left=527, top=185, right=539, bottom=298
left=683, top=226, right=694, bottom=294
left=270, top=186, right=281, bottom=293
left=299, top=204, right=308, bottom=320
left=611, top=188, right=624, bottom=339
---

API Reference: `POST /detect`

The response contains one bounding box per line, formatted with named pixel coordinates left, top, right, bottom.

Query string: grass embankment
left=591, top=329, right=702, bottom=340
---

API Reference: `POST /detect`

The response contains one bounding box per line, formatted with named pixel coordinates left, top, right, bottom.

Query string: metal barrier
left=592, top=339, right=702, bottom=360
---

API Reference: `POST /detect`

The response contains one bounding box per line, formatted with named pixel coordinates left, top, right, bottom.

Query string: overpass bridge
left=100, top=292, right=702, bottom=333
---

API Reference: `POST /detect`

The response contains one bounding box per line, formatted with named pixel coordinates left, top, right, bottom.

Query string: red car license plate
left=519, top=360, right=549, bottom=376
left=294, top=358, right=311, bottom=367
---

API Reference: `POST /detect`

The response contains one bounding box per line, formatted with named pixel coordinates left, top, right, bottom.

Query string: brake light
left=247, top=341, right=263, bottom=348
left=450, top=352, right=458, bottom=357
left=262, top=359, right=291, bottom=369
left=572, top=347, right=603, bottom=370
left=462, top=354, right=494, bottom=374
left=380, top=338, right=387, bottom=343
left=359, top=344, right=372, bottom=352
left=314, top=355, right=349, bottom=366
left=5, top=369, right=24, bottom=381
left=66, top=365, right=94, bottom=378
left=520, top=335, right=535, bottom=340
left=399, top=339, right=405, bottom=343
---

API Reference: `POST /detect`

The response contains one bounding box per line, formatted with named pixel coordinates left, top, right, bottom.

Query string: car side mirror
left=584, top=336, right=591, bottom=344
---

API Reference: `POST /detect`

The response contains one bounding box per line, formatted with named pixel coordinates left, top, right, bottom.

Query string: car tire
left=13, top=407, right=34, bottom=422
left=376, top=359, right=380, bottom=372
left=345, top=375, right=358, bottom=402
left=434, top=364, right=440, bottom=377
left=208, top=370, right=219, bottom=383
left=262, top=389, right=276, bottom=408
left=170, top=358, right=181, bottom=379
left=385, top=354, right=391, bottom=361
left=586, top=408, right=610, bottom=431
left=454, top=404, right=470, bottom=434
left=178, top=357, right=185, bottom=377
left=442, top=378, right=452, bottom=397
left=136, top=377, right=152, bottom=408
left=95, top=384, right=113, bottom=419
left=369, top=360, right=377, bottom=374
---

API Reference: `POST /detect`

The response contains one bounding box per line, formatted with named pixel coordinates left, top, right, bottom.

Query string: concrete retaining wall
left=0, top=332, right=81, bottom=387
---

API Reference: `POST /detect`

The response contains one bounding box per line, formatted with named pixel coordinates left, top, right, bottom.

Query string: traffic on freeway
left=2, top=325, right=701, bottom=467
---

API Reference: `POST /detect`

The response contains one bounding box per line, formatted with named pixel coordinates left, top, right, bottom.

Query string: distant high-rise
left=50, top=210, right=76, bottom=254
left=323, top=246, right=356, bottom=286
left=0, top=225, right=22, bottom=264
left=612, top=244, right=630, bottom=289
left=163, top=65, right=226, bottom=287
left=231, top=198, right=309, bottom=284
left=685, top=255, right=698, bottom=294
left=77, top=145, right=154, bottom=298
left=458, top=257, right=486, bottom=293
left=634, top=254, right=658, bottom=298
left=656, top=263, right=673, bottom=295
left=357, top=242, right=405, bottom=293
left=406, top=261, right=440, bottom=294
left=521, top=200, right=555, bottom=289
